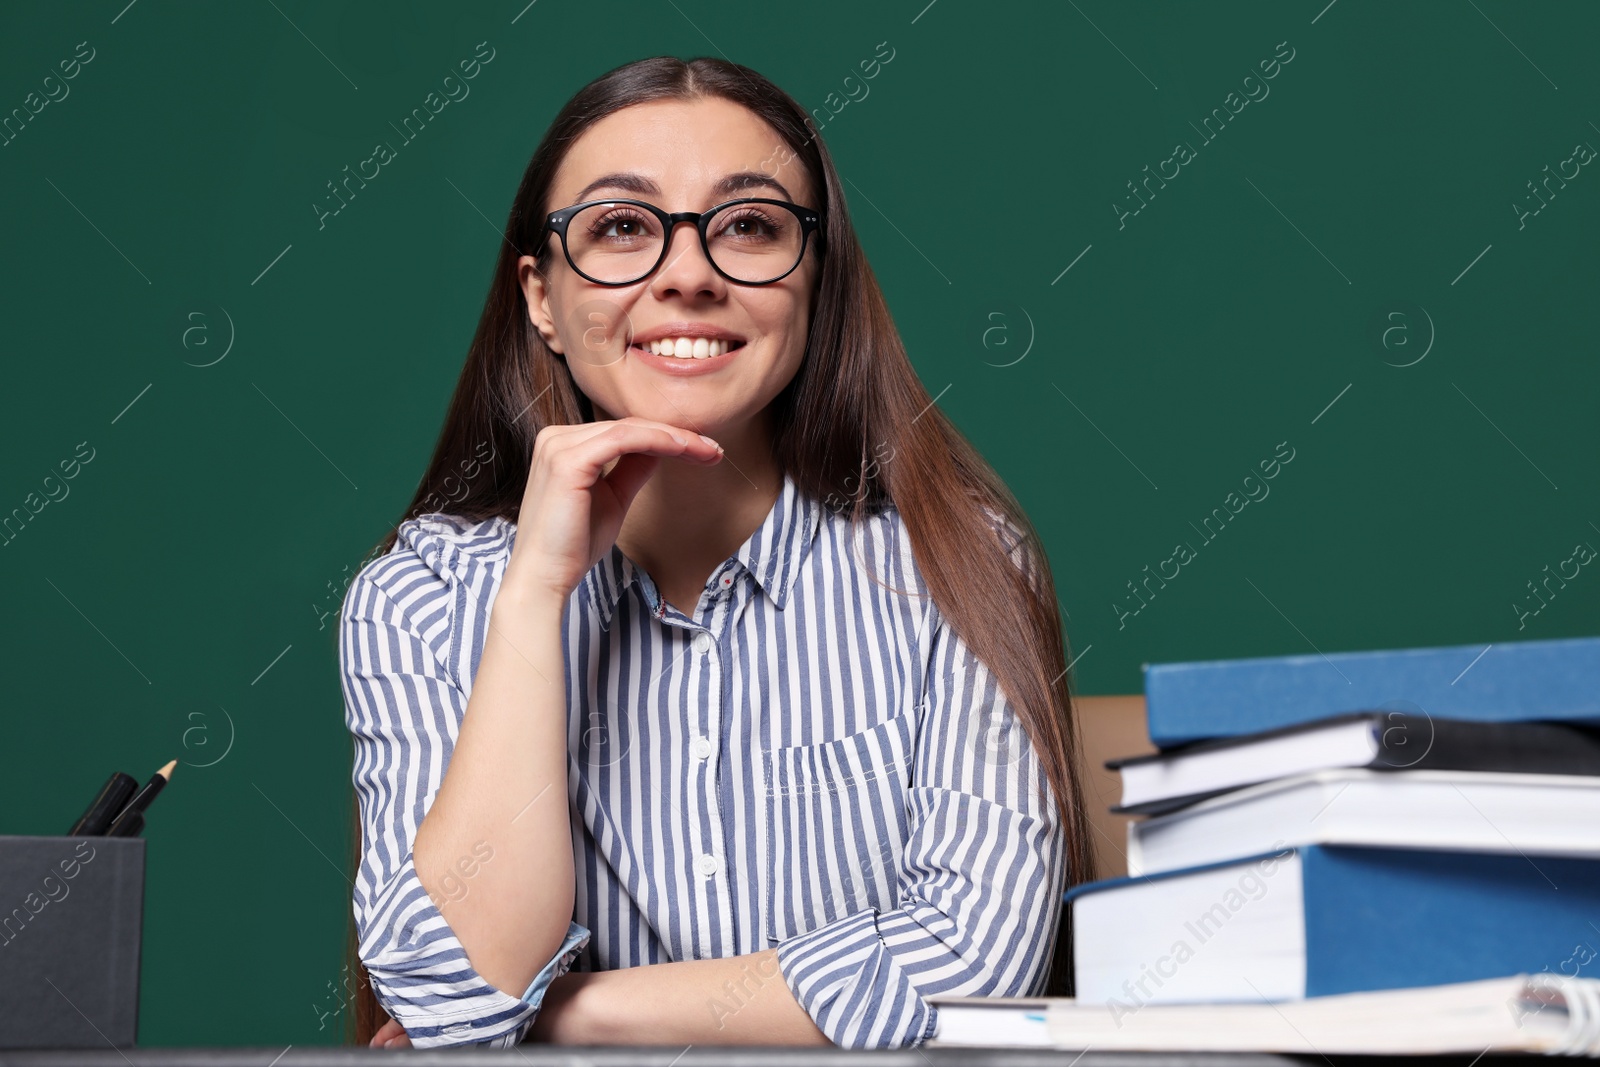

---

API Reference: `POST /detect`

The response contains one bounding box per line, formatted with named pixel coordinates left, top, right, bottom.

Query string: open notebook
left=927, top=974, right=1600, bottom=1056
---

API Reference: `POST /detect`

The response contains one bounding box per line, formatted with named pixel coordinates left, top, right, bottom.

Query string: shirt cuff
left=358, top=849, right=590, bottom=1048
left=774, top=907, right=938, bottom=1049
left=519, top=921, right=590, bottom=1003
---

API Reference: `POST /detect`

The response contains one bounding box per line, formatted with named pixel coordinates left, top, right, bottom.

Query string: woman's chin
left=603, top=397, right=730, bottom=437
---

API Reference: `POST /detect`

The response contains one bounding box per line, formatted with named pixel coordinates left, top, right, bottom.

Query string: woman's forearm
left=539, top=950, right=831, bottom=1045
left=410, top=578, right=575, bottom=1000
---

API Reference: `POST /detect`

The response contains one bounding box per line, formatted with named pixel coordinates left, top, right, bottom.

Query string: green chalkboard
left=1, top=0, right=1595, bottom=1048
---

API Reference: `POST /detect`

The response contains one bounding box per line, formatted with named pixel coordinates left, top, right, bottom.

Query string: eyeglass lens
left=562, top=201, right=805, bottom=284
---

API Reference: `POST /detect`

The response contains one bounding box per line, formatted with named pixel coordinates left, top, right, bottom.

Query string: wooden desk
left=1074, top=694, right=1156, bottom=881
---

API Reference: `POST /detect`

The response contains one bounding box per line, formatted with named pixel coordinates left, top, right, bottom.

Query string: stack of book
left=928, top=634, right=1600, bottom=1055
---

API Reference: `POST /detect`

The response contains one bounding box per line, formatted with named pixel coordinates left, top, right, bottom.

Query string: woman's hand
left=504, top=416, right=723, bottom=602
left=369, top=1017, right=411, bottom=1049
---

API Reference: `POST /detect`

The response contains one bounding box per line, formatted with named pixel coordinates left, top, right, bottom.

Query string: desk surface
left=0, top=1049, right=1555, bottom=1067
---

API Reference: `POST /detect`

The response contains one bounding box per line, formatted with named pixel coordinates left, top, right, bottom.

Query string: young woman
left=339, top=54, right=1093, bottom=1050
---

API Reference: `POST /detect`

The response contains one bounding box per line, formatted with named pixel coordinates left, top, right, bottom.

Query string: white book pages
left=929, top=973, right=1600, bottom=1055
left=1072, top=849, right=1306, bottom=1004
left=1127, top=768, right=1600, bottom=877
left=1118, top=717, right=1379, bottom=807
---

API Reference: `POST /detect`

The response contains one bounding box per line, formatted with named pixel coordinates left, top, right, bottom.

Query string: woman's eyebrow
left=572, top=170, right=796, bottom=204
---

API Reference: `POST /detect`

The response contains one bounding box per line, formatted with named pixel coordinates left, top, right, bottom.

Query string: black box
left=0, top=835, right=144, bottom=1049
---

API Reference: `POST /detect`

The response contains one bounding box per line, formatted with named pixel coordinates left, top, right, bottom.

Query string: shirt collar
left=579, top=470, right=822, bottom=631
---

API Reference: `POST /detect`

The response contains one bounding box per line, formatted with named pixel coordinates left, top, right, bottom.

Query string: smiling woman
left=337, top=55, right=1094, bottom=1052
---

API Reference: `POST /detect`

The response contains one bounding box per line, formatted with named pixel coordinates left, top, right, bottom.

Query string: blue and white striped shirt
left=339, top=471, right=1066, bottom=1049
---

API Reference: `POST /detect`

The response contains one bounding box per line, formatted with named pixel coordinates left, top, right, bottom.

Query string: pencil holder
left=0, top=835, right=145, bottom=1049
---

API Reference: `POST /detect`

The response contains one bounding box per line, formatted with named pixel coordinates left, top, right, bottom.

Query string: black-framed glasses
left=537, top=197, right=825, bottom=286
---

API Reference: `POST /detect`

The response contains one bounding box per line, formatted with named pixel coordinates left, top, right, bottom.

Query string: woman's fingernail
left=699, top=434, right=721, bottom=451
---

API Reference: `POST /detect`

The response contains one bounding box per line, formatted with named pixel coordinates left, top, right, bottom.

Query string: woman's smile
left=628, top=338, right=747, bottom=375
left=628, top=321, right=750, bottom=373
left=627, top=342, right=745, bottom=375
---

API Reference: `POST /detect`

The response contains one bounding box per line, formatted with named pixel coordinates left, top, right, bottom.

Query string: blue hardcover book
left=1068, top=845, right=1600, bottom=1006
left=1143, top=634, right=1600, bottom=748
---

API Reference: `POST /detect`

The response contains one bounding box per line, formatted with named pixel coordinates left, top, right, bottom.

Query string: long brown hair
left=345, top=54, right=1094, bottom=1047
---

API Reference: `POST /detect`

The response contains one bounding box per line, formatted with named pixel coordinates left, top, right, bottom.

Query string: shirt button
left=692, top=632, right=712, bottom=654
left=720, top=575, right=733, bottom=587
left=696, top=853, right=720, bottom=877
left=691, top=736, right=714, bottom=760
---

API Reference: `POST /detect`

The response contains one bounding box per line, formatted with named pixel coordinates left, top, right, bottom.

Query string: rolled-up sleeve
left=339, top=562, right=590, bottom=1048
left=774, top=599, right=1069, bottom=1048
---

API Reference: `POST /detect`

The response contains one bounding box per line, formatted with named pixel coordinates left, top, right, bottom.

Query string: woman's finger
left=540, top=422, right=723, bottom=495
left=541, top=417, right=720, bottom=466
left=554, top=422, right=721, bottom=482
left=370, top=1018, right=408, bottom=1048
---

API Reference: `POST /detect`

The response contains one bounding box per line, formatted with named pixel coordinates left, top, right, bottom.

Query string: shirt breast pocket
left=762, top=710, right=916, bottom=944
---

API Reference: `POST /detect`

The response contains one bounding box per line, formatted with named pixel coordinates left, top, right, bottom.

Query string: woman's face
left=518, top=97, right=820, bottom=440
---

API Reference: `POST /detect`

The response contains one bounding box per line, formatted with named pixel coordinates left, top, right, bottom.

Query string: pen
left=67, top=771, right=140, bottom=836
left=105, top=759, right=177, bottom=838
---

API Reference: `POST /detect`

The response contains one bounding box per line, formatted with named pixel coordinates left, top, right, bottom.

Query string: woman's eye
left=720, top=214, right=779, bottom=239
left=594, top=214, right=649, bottom=238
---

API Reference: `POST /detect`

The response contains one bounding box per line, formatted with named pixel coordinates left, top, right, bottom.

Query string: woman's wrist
left=531, top=970, right=605, bottom=1043
left=494, top=565, right=572, bottom=621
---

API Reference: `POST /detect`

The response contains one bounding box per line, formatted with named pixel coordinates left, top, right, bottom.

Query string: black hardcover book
left=1107, top=711, right=1600, bottom=815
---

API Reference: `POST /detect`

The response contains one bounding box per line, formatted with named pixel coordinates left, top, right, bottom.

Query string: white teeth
left=646, top=337, right=735, bottom=359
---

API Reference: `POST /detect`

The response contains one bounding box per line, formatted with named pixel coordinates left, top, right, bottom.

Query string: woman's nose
left=650, top=220, right=722, bottom=297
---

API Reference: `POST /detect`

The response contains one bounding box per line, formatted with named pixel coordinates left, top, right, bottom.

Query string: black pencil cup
left=0, top=835, right=145, bottom=1049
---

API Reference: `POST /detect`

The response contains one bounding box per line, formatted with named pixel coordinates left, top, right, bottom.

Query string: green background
left=2, top=0, right=1596, bottom=1048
